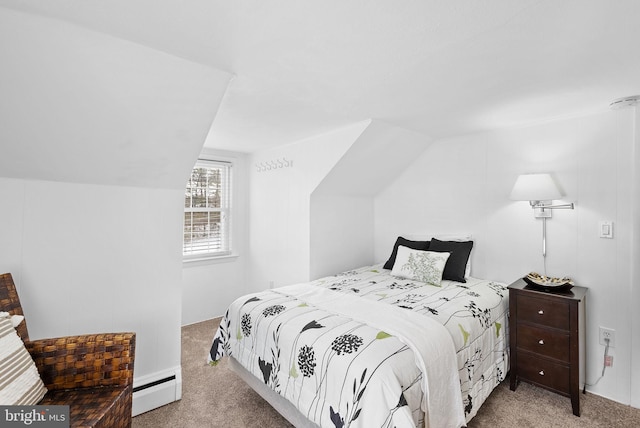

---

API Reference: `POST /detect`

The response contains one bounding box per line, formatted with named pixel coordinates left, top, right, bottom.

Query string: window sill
left=183, top=253, right=239, bottom=267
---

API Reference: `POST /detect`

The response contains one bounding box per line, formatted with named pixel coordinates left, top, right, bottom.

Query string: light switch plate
left=599, top=221, right=614, bottom=239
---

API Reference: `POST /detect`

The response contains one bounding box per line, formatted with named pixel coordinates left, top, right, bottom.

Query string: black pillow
left=383, top=237, right=430, bottom=270
left=428, top=238, right=473, bottom=283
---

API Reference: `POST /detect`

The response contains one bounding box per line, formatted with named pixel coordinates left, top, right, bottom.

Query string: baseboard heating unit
left=132, top=366, right=182, bottom=416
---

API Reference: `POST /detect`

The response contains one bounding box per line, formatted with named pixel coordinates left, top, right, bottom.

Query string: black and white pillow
left=390, top=246, right=450, bottom=287
left=383, top=236, right=430, bottom=270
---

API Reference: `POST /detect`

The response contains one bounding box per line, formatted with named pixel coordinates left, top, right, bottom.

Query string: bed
left=208, top=237, right=509, bottom=428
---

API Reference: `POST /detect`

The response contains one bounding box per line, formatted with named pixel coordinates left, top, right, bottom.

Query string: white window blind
left=183, top=160, right=231, bottom=259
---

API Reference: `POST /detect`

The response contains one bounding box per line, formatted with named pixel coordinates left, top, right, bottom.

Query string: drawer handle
left=538, top=339, right=545, bottom=345
left=538, top=310, right=544, bottom=315
left=539, top=370, right=545, bottom=376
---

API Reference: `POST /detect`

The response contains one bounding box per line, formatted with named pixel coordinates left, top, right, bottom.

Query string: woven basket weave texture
left=1, top=272, right=136, bottom=428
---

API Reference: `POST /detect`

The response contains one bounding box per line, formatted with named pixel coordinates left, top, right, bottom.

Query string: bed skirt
left=229, top=356, right=320, bottom=428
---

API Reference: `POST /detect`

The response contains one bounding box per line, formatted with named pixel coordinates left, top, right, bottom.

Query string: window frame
left=182, top=158, right=233, bottom=261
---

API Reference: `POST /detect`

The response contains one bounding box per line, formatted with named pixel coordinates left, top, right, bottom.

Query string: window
left=183, top=159, right=232, bottom=259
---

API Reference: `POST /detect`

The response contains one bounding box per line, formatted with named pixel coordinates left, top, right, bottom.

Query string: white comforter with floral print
left=209, top=265, right=509, bottom=428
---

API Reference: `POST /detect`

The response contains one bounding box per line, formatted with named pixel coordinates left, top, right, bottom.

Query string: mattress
left=209, top=264, right=509, bottom=428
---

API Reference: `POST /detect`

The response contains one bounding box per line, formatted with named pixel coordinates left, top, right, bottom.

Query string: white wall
left=247, top=121, right=370, bottom=291
left=631, top=106, right=640, bottom=408
left=310, top=195, right=375, bottom=277
left=374, top=109, right=636, bottom=405
left=182, top=149, right=250, bottom=325
left=0, top=178, right=183, bottom=382
left=310, top=120, right=432, bottom=279
left=0, top=7, right=233, bottom=412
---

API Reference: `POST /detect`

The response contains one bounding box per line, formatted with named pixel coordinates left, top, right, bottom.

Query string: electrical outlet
left=599, top=327, right=616, bottom=348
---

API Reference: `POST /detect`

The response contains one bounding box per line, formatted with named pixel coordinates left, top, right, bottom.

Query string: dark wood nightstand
left=508, top=278, right=587, bottom=416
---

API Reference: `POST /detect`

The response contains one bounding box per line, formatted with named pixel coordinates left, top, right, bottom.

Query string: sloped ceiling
left=0, top=7, right=232, bottom=188
left=313, top=120, right=432, bottom=197
left=1, top=0, right=640, bottom=156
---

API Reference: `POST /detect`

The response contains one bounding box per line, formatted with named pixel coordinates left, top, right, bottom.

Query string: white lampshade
left=510, top=173, right=562, bottom=201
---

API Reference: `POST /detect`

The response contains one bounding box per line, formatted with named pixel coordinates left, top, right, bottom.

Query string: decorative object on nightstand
left=523, top=271, right=574, bottom=292
left=508, top=277, right=587, bottom=416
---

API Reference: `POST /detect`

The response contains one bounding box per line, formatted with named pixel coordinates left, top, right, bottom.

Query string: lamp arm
left=534, top=202, right=575, bottom=210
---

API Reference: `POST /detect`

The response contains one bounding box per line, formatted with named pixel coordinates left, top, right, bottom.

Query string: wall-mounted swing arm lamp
left=510, top=173, right=574, bottom=214
left=510, top=173, right=574, bottom=265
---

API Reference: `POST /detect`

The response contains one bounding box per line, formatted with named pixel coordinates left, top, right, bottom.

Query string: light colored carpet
left=133, top=318, right=640, bottom=428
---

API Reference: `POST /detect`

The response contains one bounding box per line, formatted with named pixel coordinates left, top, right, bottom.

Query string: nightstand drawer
left=517, top=351, right=571, bottom=395
left=516, top=294, right=570, bottom=330
left=516, top=324, right=570, bottom=362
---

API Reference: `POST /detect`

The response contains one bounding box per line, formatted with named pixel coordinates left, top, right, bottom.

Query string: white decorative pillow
left=391, top=246, right=451, bottom=286
left=0, top=313, right=47, bottom=405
